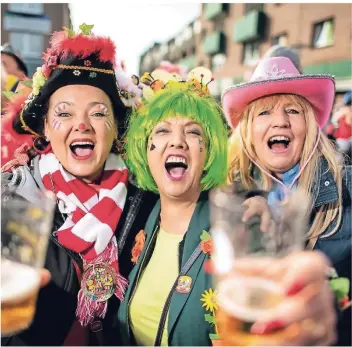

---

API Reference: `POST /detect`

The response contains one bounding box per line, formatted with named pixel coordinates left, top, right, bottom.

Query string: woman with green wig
left=116, top=68, right=272, bottom=346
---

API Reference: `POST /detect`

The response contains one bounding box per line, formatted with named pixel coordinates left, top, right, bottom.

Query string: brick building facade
left=139, top=3, right=351, bottom=100
left=1, top=3, right=71, bottom=76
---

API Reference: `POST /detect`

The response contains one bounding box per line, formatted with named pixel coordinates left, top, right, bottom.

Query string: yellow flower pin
left=200, top=288, right=218, bottom=313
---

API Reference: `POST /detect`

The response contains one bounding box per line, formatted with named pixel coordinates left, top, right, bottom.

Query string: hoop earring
left=113, top=139, right=124, bottom=155
left=33, top=136, right=51, bottom=154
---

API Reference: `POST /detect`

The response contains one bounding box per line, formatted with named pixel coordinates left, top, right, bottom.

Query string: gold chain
left=20, top=107, right=41, bottom=137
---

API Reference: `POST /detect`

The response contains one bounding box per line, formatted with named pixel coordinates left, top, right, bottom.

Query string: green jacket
left=117, top=192, right=215, bottom=346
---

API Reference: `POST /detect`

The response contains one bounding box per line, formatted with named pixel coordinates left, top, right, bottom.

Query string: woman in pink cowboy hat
left=223, top=56, right=351, bottom=346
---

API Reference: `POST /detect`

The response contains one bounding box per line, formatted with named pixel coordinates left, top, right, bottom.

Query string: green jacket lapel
left=126, top=199, right=161, bottom=290
left=118, top=199, right=161, bottom=344
left=167, top=192, right=210, bottom=337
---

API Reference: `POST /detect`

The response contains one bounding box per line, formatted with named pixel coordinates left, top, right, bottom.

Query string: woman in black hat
left=1, top=43, right=28, bottom=81
left=1, top=25, right=157, bottom=346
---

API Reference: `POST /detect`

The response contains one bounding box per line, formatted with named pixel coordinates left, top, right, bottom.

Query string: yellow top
left=129, top=226, right=183, bottom=346
left=5, top=74, right=18, bottom=91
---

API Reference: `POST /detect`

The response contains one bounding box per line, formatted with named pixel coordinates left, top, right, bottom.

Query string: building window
left=8, top=3, right=44, bottom=15
left=223, top=3, right=230, bottom=13
left=159, top=44, right=168, bottom=58
left=200, top=28, right=207, bottom=40
left=211, top=53, right=226, bottom=72
left=153, top=50, right=159, bottom=61
left=242, top=41, right=260, bottom=66
left=312, top=19, right=334, bottom=48
left=244, top=3, right=264, bottom=14
left=214, top=17, right=224, bottom=32
left=143, top=54, right=152, bottom=67
left=175, top=34, right=183, bottom=47
left=168, top=39, right=175, bottom=52
left=184, top=26, right=193, bottom=41
left=272, top=33, right=288, bottom=46
left=9, top=32, right=44, bottom=58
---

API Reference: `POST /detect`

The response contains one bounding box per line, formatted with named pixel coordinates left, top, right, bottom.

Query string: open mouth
left=70, top=140, right=95, bottom=159
left=267, top=136, right=291, bottom=152
left=165, top=155, right=188, bottom=180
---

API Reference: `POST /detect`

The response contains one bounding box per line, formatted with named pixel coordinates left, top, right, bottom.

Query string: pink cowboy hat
left=222, top=57, right=335, bottom=129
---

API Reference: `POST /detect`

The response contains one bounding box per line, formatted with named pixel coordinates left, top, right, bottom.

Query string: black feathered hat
left=14, top=24, right=127, bottom=138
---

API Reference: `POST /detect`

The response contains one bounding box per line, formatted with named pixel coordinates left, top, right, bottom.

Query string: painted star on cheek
left=198, top=137, right=204, bottom=152
left=148, top=136, right=156, bottom=151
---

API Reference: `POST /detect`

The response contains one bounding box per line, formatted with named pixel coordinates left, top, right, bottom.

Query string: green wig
left=125, top=87, right=228, bottom=193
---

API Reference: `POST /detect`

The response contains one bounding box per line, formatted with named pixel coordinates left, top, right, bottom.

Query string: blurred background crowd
left=1, top=2, right=351, bottom=163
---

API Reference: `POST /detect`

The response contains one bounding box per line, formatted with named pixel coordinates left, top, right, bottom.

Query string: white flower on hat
left=115, top=72, right=142, bottom=108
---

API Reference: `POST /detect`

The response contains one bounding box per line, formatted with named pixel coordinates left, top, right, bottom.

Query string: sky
left=70, top=3, right=200, bottom=75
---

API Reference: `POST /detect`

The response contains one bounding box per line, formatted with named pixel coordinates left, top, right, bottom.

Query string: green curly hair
left=125, top=87, right=228, bottom=194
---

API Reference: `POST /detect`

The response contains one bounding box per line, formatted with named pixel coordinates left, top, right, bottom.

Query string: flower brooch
left=131, top=229, right=146, bottom=264
left=328, top=267, right=351, bottom=311
left=200, top=230, right=213, bottom=256
left=200, top=288, right=220, bottom=343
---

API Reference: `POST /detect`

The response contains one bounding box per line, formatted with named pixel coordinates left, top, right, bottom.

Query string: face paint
left=148, top=135, right=156, bottom=151
left=52, top=119, right=61, bottom=131
left=78, top=123, right=87, bottom=131
left=98, top=103, right=109, bottom=114
left=198, top=137, right=204, bottom=152
left=96, top=104, right=112, bottom=132
left=54, top=103, right=66, bottom=116
left=105, top=118, right=113, bottom=131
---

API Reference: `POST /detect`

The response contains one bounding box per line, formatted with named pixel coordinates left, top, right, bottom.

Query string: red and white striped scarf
left=38, top=152, right=129, bottom=326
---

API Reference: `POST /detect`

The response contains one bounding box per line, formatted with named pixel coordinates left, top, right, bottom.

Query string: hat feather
left=43, top=30, right=116, bottom=67
left=3, top=92, right=30, bottom=123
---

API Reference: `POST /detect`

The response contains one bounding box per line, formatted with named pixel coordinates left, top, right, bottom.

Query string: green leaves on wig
left=125, top=88, right=228, bottom=193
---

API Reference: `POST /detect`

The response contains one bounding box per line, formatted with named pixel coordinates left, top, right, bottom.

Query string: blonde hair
left=228, top=94, right=343, bottom=244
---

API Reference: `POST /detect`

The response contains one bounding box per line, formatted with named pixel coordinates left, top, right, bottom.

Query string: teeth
left=71, top=141, right=94, bottom=146
left=269, top=136, right=290, bottom=142
left=166, top=156, right=187, bottom=165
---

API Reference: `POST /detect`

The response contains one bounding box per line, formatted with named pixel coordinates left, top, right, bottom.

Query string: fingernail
left=251, top=320, right=285, bottom=334
left=286, top=280, right=304, bottom=296
left=204, top=259, right=214, bottom=274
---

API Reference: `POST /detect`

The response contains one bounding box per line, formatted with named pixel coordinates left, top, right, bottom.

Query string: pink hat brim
left=222, top=75, right=335, bottom=129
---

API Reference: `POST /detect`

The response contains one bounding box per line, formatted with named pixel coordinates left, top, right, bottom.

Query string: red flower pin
left=41, top=49, right=59, bottom=78
left=200, top=230, right=212, bottom=256
left=131, top=229, right=146, bottom=264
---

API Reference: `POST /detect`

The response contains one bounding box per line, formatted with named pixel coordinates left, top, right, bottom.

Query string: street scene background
left=1, top=2, right=351, bottom=157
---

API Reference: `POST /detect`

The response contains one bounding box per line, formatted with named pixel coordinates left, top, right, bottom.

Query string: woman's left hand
left=251, top=251, right=337, bottom=346
left=242, top=196, right=273, bottom=232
